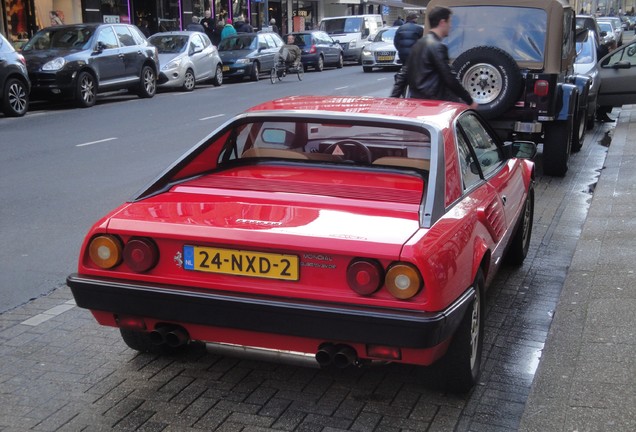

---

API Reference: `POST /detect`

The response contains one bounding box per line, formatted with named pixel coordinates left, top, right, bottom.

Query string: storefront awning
left=366, top=0, right=426, bottom=10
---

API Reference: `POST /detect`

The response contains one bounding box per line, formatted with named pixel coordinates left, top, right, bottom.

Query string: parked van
left=319, top=15, right=383, bottom=63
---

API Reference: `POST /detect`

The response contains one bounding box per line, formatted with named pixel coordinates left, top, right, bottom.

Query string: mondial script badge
left=236, top=219, right=283, bottom=227
left=174, top=251, right=183, bottom=268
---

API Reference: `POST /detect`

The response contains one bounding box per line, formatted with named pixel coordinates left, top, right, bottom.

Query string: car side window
left=191, top=34, right=204, bottom=51
left=456, top=132, right=482, bottom=190
left=602, top=42, right=636, bottom=66
left=263, top=34, right=277, bottom=49
left=114, top=25, right=136, bottom=47
left=457, top=113, right=503, bottom=178
left=96, top=27, right=119, bottom=49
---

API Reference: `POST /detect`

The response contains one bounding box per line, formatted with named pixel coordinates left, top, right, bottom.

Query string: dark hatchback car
left=217, top=32, right=284, bottom=81
left=0, top=33, right=30, bottom=117
left=21, top=23, right=159, bottom=108
left=286, top=30, right=344, bottom=71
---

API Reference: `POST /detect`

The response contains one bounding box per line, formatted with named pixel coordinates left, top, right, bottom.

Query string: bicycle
left=270, top=55, right=304, bottom=83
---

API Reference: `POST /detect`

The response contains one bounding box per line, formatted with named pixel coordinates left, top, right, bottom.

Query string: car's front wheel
left=442, top=269, right=485, bottom=393
left=75, top=71, right=96, bottom=108
left=506, top=187, right=534, bottom=265
left=2, top=77, right=28, bottom=117
left=137, top=65, right=156, bottom=98
left=250, top=62, right=260, bottom=81
left=211, top=64, right=223, bottom=86
left=336, top=53, right=344, bottom=69
left=182, top=68, right=196, bottom=91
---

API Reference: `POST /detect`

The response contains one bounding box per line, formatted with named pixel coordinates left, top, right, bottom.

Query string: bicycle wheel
left=270, top=65, right=277, bottom=84
left=297, top=65, right=304, bottom=81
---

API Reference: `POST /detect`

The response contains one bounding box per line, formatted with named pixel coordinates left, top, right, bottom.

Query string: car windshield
left=149, top=35, right=189, bottom=53
left=22, top=27, right=95, bottom=51
left=373, top=28, right=397, bottom=42
left=446, top=6, right=547, bottom=62
left=320, top=18, right=363, bottom=34
left=598, top=22, right=613, bottom=32
left=218, top=35, right=256, bottom=51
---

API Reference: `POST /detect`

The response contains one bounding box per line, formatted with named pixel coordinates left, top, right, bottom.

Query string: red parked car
left=67, top=96, right=536, bottom=392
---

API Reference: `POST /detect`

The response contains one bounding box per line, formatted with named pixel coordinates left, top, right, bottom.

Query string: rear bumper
left=67, top=273, right=473, bottom=349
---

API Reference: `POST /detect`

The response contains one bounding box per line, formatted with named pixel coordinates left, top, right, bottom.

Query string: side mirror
left=600, top=31, right=607, bottom=36
left=94, top=41, right=105, bottom=53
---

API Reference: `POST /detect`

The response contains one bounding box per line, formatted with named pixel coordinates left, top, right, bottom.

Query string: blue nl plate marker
left=183, top=246, right=194, bottom=270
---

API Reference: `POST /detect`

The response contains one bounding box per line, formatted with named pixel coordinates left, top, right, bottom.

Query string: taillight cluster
left=309, top=45, right=317, bottom=54
left=88, top=235, right=158, bottom=273
left=346, top=258, right=423, bottom=300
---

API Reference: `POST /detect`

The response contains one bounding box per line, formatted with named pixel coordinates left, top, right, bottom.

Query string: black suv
left=426, top=0, right=590, bottom=176
left=0, top=33, right=30, bottom=117
left=22, top=23, right=159, bottom=108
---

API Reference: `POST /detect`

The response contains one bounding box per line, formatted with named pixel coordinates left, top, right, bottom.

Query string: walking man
left=389, top=12, right=423, bottom=97
left=406, top=6, right=477, bottom=108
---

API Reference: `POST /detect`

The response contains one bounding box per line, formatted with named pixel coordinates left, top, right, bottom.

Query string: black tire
left=250, top=62, right=260, bottom=81
left=442, top=270, right=485, bottom=393
left=182, top=69, right=196, bottom=91
left=336, top=53, right=344, bottom=69
left=453, top=46, right=523, bottom=120
left=297, top=65, right=304, bottom=81
left=506, top=187, right=534, bottom=265
left=586, top=115, right=595, bottom=130
left=571, top=106, right=587, bottom=153
left=543, top=119, right=572, bottom=177
left=316, top=55, right=324, bottom=72
left=137, top=65, right=156, bottom=98
left=119, top=329, right=183, bottom=354
left=211, top=64, right=223, bottom=86
left=2, top=77, right=28, bottom=117
left=363, top=66, right=373, bottom=73
left=75, top=71, right=96, bottom=108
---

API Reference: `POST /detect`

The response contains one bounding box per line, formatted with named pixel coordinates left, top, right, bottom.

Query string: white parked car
left=361, top=27, right=402, bottom=72
left=149, top=31, right=223, bottom=91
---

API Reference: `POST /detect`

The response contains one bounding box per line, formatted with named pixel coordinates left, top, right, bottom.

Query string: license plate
left=377, top=55, right=394, bottom=61
left=222, top=65, right=230, bottom=72
left=183, top=245, right=299, bottom=281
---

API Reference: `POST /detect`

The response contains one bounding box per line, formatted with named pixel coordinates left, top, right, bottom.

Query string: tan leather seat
left=241, top=148, right=309, bottom=160
left=372, top=157, right=430, bottom=170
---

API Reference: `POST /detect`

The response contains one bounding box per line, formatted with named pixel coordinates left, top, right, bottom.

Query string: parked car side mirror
left=509, top=141, right=537, bottom=159
left=94, top=41, right=106, bottom=53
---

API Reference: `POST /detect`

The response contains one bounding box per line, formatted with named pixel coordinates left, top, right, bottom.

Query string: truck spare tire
left=452, top=46, right=523, bottom=119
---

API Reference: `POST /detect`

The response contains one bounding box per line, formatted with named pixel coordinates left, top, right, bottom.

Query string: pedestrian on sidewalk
left=390, top=12, right=423, bottom=97
left=405, top=6, right=477, bottom=108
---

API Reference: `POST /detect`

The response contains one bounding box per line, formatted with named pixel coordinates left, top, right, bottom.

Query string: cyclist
left=278, top=34, right=302, bottom=69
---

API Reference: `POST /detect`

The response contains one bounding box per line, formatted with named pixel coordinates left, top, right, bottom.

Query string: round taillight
left=347, top=259, right=383, bottom=295
left=385, top=263, right=422, bottom=299
left=88, top=235, right=122, bottom=269
left=123, top=238, right=159, bottom=273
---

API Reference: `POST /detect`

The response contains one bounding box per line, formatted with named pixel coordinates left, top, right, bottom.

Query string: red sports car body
left=68, top=96, right=536, bottom=392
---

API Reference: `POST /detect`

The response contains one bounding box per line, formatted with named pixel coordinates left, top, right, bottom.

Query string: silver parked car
left=149, top=31, right=223, bottom=91
left=361, top=27, right=401, bottom=72
left=597, top=17, right=623, bottom=46
left=575, top=29, right=601, bottom=129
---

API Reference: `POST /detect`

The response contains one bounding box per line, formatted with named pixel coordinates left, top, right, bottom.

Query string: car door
left=260, top=33, right=281, bottom=71
left=189, top=33, right=212, bottom=80
left=113, top=25, right=142, bottom=83
left=317, top=32, right=337, bottom=64
left=456, top=113, right=526, bottom=249
left=597, top=39, right=636, bottom=107
left=91, top=26, right=124, bottom=85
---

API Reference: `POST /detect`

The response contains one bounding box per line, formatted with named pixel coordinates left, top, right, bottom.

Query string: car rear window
left=217, top=121, right=431, bottom=171
left=320, top=18, right=363, bottom=34
left=446, top=6, right=547, bottom=63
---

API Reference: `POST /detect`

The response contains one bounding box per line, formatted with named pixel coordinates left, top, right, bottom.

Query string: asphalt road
left=0, top=65, right=396, bottom=313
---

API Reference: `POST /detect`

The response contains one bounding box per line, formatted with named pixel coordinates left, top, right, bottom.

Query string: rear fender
left=472, top=238, right=491, bottom=284
left=555, top=83, right=578, bottom=120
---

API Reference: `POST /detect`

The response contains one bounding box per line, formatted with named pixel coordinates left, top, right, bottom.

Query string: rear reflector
left=115, top=314, right=146, bottom=331
left=366, top=344, right=402, bottom=360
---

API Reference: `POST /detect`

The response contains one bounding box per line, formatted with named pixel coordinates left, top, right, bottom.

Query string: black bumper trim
left=67, top=274, right=473, bottom=348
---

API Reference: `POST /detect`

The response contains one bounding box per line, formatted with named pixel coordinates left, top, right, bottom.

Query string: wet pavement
left=0, top=115, right=623, bottom=431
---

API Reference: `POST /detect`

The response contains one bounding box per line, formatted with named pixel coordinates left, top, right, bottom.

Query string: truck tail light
left=534, top=80, right=550, bottom=97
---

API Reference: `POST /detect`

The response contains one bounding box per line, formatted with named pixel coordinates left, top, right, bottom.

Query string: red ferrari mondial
left=68, top=96, right=535, bottom=392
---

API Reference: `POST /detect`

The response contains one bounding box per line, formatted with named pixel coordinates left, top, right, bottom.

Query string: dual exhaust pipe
left=149, top=325, right=190, bottom=348
left=315, top=343, right=358, bottom=368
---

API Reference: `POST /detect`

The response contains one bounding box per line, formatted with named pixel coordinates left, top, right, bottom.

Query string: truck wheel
left=453, top=46, right=522, bottom=120
left=543, top=119, right=572, bottom=177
